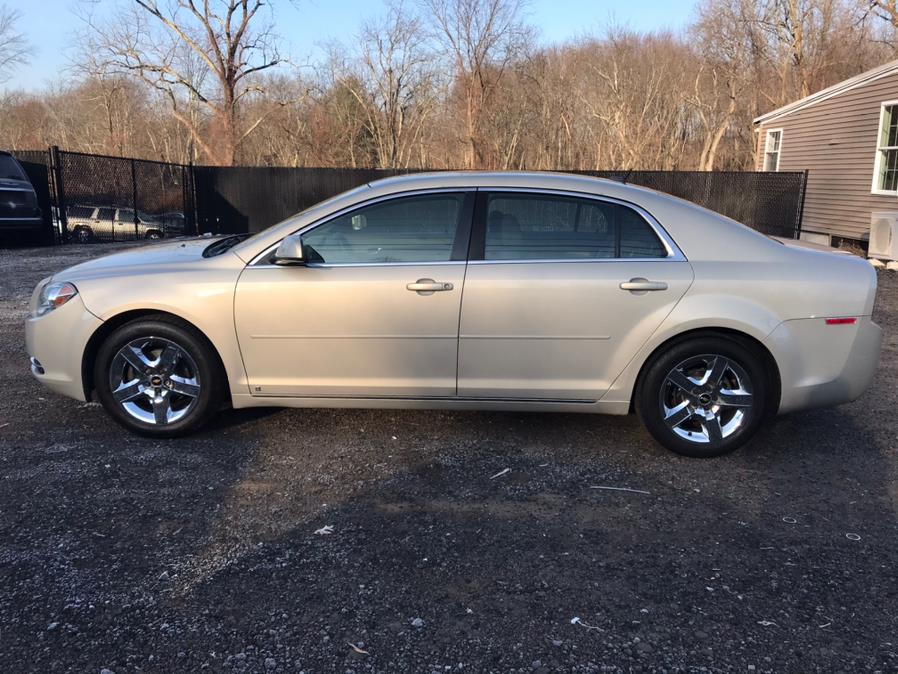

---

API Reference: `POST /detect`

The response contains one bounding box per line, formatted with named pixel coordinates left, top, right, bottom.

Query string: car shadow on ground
left=32, top=401, right=882, bottom=673
left=4, top=388, right=897, bottom=672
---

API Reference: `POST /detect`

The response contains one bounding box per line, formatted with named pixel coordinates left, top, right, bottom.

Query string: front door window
left=301, top=193, right=468, bottom=264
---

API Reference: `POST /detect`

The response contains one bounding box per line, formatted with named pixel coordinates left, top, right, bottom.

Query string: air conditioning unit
left=869, top=212, right=898, bottom=260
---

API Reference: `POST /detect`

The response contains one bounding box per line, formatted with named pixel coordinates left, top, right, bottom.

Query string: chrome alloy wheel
left=659, top=354, right=753, bottom=444
left=109, top=337, right=201, bottom=425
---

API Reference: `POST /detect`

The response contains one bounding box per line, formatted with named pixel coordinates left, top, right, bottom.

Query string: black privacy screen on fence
left=192, top=166, right=411, bottom=234
left=580, top=170, right=807, bottom=238
left=6, top=148, right=807, bottom=245
left=193, top=166, right=807, bottom=238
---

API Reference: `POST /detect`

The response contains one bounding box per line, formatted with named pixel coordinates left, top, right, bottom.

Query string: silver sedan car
left=25, top=172, right=881, bottom=457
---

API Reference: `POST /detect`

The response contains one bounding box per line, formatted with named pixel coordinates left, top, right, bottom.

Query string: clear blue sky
left=5, top=0, right=695, bottom=92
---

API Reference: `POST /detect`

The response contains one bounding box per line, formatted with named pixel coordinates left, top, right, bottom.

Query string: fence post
left=187, top=161, right=198, bottom=236
left=795, top=169, right=808, bottom=239
left=48, top=146, right=68, bottom=244
left=131, top=158, right=139, bottom=240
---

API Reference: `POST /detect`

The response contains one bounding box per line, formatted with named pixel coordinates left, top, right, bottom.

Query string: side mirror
left=273, top=234, right=305, bottom=265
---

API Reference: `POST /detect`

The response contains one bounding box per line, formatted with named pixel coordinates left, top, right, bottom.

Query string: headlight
left=35, top=282, right=78, bottom=317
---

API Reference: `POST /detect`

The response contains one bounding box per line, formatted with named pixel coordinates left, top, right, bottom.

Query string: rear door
left=457, top=190, right=693, bottom=400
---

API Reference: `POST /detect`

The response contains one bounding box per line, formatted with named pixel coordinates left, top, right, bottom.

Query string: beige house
left=754, top=60, right=898, bottom=246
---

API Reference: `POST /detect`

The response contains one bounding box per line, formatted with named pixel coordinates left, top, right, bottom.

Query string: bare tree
left=692, top=0, right=759, bottom=170
left=342, top=3, right=436, bottom=169
left=82, top=0, right=291, bottom=165
left=0, top=4, right=29, bottom=83
left=754, top=0, right=836, bottom=101
left=5, top=0, right=890, bottom=171
left=578, top=31, right=695, bottom=170
left=422, top=0, right=530, bottom=168
left=863, top=0, right=898, bottom=46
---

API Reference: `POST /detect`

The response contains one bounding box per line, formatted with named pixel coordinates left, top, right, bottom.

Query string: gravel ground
left=1, top=243, right=897, bottom=674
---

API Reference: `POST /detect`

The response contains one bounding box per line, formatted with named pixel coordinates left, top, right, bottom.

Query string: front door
left=457, top=191, right=694, bottom=400
left=235, top=191, right=474, bottom=398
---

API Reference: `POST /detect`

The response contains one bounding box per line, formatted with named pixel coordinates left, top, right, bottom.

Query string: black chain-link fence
left=5, top=148, right=807, bottom=245
left=53, top=149, right=195, bottom=243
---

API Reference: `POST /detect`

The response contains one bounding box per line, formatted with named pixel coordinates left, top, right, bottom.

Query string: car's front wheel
left=93, top=316, right=224, bottom=436
left=636, top=335, right=769, bottom=458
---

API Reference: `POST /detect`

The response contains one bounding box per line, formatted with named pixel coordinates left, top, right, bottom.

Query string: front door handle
left=407, top=278, right=454, bottom=295
left=620, top=278, right=668, bottom=292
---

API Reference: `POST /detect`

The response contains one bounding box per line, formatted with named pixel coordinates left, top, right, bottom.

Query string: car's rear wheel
left=636, top=335, right=769, bottom=458
left=93, top=316, right=224, bottom=436
left=73, top=226, right=93, bottom=243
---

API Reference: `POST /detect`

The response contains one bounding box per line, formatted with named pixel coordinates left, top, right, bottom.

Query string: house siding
left=755, top=70, right=898, bottom=241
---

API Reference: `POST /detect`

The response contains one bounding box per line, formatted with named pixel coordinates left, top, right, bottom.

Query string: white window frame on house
left=872, top=100, right=898, bottom=195
left=762, top=128, right=783, bottom=171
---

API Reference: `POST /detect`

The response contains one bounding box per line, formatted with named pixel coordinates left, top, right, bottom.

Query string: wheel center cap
left=150, top=375, right=163, bottom=387
left=698, top=392, right=713, bottom=406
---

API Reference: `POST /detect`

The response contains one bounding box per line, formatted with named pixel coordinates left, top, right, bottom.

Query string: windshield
left=0, top=155, right=27, bottom=181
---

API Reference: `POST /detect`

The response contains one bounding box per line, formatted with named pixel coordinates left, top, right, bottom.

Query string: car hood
left=53, top=237, right=223, bottom=281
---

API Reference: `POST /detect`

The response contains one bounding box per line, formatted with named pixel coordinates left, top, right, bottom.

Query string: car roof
left=363, top=170, right=660, bottom=200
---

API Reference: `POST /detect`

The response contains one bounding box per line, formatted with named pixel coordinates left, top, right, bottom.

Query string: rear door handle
left=620, top=278, right=668, bottom=292
left=407, top=278, right=454, bottom=294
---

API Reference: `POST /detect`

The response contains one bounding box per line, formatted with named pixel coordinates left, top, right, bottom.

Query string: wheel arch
left=81, top=309, right=229, bottom=401
left=629, top=327, right=781, bottom=416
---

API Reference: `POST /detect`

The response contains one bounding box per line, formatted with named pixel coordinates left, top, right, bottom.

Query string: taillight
left=825, top=317, right=857, bottom=325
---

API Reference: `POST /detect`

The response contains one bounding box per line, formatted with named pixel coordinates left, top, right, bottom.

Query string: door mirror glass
left=273, top=234, right=305, bottom=265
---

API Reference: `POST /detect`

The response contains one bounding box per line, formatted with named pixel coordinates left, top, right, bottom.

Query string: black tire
left=635, top=335, right=769, bottom=458
left=73, top=226, right=94, bottom=244
left=93, top=315, right=224, bottom=437
left=145, top=230, right=163, bottom=240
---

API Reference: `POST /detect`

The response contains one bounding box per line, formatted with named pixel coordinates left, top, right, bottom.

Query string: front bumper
left=25, top=290, right=102, bottom=402
left=766, top=316, right=882, bottom=414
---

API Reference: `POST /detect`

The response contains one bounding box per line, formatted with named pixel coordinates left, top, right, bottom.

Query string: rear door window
left=482, top=193, right=667, bottom=261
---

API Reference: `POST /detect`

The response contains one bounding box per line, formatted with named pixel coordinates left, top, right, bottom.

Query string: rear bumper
left=766, top=316, right=882, bottom=414
left=25, top=288, right=101, bottom=402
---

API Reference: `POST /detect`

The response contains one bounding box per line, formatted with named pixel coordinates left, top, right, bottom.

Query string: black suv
left=0, top=152, right=42, bottom=238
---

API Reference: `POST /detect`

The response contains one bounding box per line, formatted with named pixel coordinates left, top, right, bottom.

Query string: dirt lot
left=1, top=243, right=897, bottom=674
